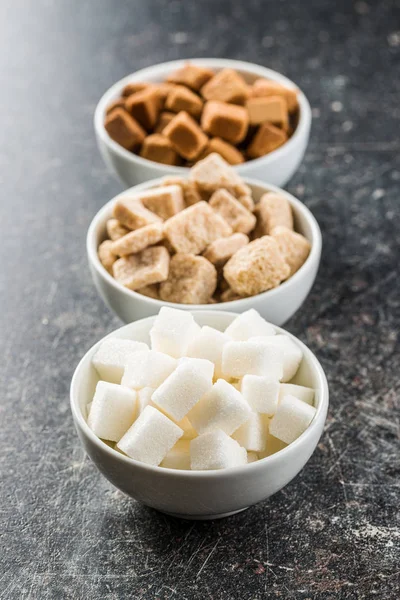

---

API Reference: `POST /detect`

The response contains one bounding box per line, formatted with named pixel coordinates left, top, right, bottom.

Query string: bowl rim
left=94, top=58, right=312, bottom=174
left=87, top=176, right=322, bottom=310
left=70, top=310, right=329, bottom=478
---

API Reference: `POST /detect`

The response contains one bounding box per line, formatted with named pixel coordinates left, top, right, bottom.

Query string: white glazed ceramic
left=70, top=311, right=329, bottom=520
left=94, top=58, right=312, bottom=188
left=87, top=177, right=322, bottom=326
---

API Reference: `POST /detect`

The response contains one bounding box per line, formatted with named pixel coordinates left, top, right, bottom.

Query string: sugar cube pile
left=87, top=308, right=317, bottom=470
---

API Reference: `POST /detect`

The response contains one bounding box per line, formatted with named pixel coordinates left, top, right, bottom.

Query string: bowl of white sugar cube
left=70, top=308, right=328, bottom=519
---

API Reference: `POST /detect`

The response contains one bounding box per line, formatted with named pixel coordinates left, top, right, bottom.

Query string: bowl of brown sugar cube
left=94, top=58, right=312, bottom=187
left=87, top=153, right=321, bottom=325
left=70, top=308, right=329, bottom=519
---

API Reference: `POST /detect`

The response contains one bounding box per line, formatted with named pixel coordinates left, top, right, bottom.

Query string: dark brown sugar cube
left=104, top=109, right=146, bottom=150
left=163, top=111, right=208, bottom=161
left=246, top=96, right=288, bottom=129
left=165, top=85, right=203, bottom=119
left=201, top=68, right=249, bottom=105
left=154, top=111, right=175, bottom=133
left=167, top=63, right=214, bottom=91
left=201, top=138, right=244, bottom=165
left=247, top=123, right=287, bottom=159
left=251, top=79, right=299, bottom=113
left=122, top=82, right=152, bottom=97
left=201, top=101, right=248, bottom=145
left=140, top=134, right=180, bottom=165
left=106, top=98, right=127, bottom=116
left=125, top=87, right=161, bottom=131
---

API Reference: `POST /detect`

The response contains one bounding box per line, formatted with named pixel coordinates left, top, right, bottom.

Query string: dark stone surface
left=1, top=0, right=399, bottom=598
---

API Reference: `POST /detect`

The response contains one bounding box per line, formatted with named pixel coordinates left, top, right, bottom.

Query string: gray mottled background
left=1, top=0, right=399, bottom=598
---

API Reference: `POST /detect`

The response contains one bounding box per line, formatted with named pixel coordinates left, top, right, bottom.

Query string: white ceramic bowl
left=94, top=58, right=312, bottom=188
left=87, top=177, right=322, bottom=326
left=70, top=311, right=329, bottom=520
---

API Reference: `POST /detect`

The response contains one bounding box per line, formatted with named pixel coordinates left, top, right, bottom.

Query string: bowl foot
left=159, top=507, right=249, bottom=520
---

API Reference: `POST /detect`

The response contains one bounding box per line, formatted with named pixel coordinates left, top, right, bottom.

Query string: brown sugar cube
left=98, top=240, right=117, bottom=273
left=113, top=197, right=162, bottom=230
left=159, top=254, right=217, bottom=304
left=167, top=63, right=214, bottom=91
left=137, top=284, right=160, bottom=299
left=164, top=201, right=232, bottom=255
left=122, top=82, right=151, bottom=97
left=106, top=219, right=130, bottom=241
left=189, top=153, right=246, bottom=197
left=220, top=288, right=244, bottom=303
left=209, top=189, right=256, bottom=234
left=111, top=222, right=164, bottom=256
left=165, top=85, right=203, bottom=120
left=201, top=137, right=245, bottom=165
left=251, top=79, right=299, bottom=113
left=271, top=226, right=311, bottom=276
left=112, top=246, right=170, bottom=290
left=163, top=111, right=208, bottom=160
left=106, top=98, right=127, bottom=116
left=125, top=87, right=161, bottom=131
left=154, top=111, right=175, bottom=133
left=203, top=233, right=249, bottom=268
left=201, top=101, right=248, bottom=145
left=246, top=96, right=289, bottom=129
left=104, top=109, right=146, bottom=151
left=236, top=194, right=255, bottom=212
left=224, top=236, right=290, bottom=296
left=201, top=68, right=249, bottom=105
left=253, top=192, right=294, bottom=236
left=138, top=185, right=185, bottom=220
left=140, top=134, right=180, bottom=166
left=247, top=123, right=288, bottom=159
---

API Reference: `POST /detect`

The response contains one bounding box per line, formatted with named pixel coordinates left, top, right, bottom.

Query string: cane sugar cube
left=247, top=451, right=259, bottom=463
left=98, top=240, right=117, bottom=273
left=159, top=254, right=218, bottom=304
left=164, top=201, right=232, bottom=255
left=232, top=412, right=269, bottom=452
left=201, top=68, right=249, bottom=105
left=224, top=237, right=290, bottom=296
left=92, top=338, right=149, bottom=384
left=88, top=381, right=137, bottom=442
left=247, top=122, right=288, bottom=159
left=160, top=440, right=191, bottom=470
left=209, top=189, right=256, bottom=234
left=113, top=197, right=162, bottom=230
left=222, top=340, right=283, bottom=379
left=111, top=222, right=164, bottom=256
left=106, top=219, right=130, bottom=241
left=241, top=375, right=280, bottom=415
left=251, top=79, right=299, bottom=113
left=224, top=309, right=276, bottom=341
left=201, top=101, right=249, bottom=145
left=150, top=307, right=201, bottom=358
left=236, top=194, right=255, bottom=212
left=165, top=85, right=204, bottom=119
left=189, top=153, right=244, bottom=197
left=269, top=395, right=316, bottom=444
left=190, top=430, right=247, bottom=470
left=152, top=360, right=213, bottom=421
left=117, top=406, right=183, bottom=466
left=250, top=335, right=302, bottom=382
left=186, top=326, right=231, bottom=379
left=220, top=288, right=244, bottom=303
left=271, top=226, right=311, bottom=276
left=137, top=284, right=160, bottom=299
left=253, top=193, right=294, bottom=236
left=104, top=108, right=146, bottom=150
left=178, top=357, right=215, bottom=381
left=203, top=233, right=249, bottom=269
left=138, top=185, right=185, bottom=221
left=188, top=379, right=251, bottom=436
left=112, top=247, right=170, bottom=290
left=167, top=63, right=214, bottom=91
left=125, top=87, right=161, bottom=130
left=140, top=134, right=181, bottom=166
left=163, top=111, right=208, bottom=161
left=122, top=350, right=177, bottom=389
left=279, top=383, right=314, bottom=406
left=201, top=137, right=245, bottom=165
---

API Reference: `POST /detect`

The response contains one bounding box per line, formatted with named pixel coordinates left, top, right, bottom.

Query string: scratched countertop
left=1, top=1, right=399, bottom=598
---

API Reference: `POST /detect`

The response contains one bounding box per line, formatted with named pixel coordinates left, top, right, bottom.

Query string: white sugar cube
left=222, top=340, right=283, bottom=379
left=160, top=440, right=191, bottom=470
left=224, top=309, right=276, bottom=341
left=121, top=351, right=177, bottom=389
left=150, top=307, right=201, bottom=358
left=136, top=386, right=197, bottom=439
left=241, top=375, right=280, bottom=415
left=88, top=381, right=137, bottom=442
left=247, top=451, right=259, bottom=463
left=250, top=335, right=302, bottom=382
left=117, top=406, right=183, bottom=466
left=188, top=379, right=251, bottom=436
left=232, top=412, right=269, bottom=452
left=152, top=360, right=213, bottom=421
left=178, top=356, right=215, bottom=380
left=279, top=383, right=315, bottom=406
left=190, top=430, right=247, bottom=470
left=186, top=326, right=231, bottom=379
left=136, top=387, right=155, bottom=413
left=258, top=431, right=287, bottom=458
left=269, top=395, right=316, bottom=444
left=176, top=416, right=198, bottom=440
left=92, top=338, right=149, bottom=383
